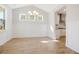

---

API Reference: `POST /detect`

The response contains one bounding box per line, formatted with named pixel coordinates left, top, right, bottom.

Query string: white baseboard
left=48, top=36, right=56, bottom=40
left=0, top=38, right=12, bottom=46
left=12, top=35, right=48, bottom=38
left=66, top=44, right=79, bottom=53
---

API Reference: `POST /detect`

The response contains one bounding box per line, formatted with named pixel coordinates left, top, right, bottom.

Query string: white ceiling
left=7, top=4, right=59, bottom=12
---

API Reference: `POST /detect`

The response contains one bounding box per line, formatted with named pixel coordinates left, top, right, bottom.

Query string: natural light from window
left=40, top=39, right=59, bottom=44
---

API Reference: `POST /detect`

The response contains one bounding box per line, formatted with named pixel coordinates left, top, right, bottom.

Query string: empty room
left=0, top=4, right=79, bottom=54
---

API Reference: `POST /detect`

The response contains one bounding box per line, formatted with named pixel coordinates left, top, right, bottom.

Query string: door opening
left=55, top=7, right=66, bottom=41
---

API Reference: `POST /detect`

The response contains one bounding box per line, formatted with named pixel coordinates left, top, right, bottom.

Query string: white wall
left=48, top=12, right=56, bottom=39
left=66, top=5, right=79, bottom=53
left=12, top=6, right=49, bottom=38
left=0, top=5, right=12, bottom=46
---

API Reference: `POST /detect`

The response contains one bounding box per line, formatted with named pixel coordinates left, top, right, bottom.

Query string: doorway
left=55, top=7, right=66, bottom=40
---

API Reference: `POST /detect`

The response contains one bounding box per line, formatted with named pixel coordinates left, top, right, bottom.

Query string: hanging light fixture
left=28, top=10, right=39, bottom=15
left=28, top=10, right=43, bottom=21
left=28, top=11, right=32, bottom=15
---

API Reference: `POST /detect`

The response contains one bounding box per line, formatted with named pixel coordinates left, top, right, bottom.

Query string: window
left=19, top=10, right=43, bottom=22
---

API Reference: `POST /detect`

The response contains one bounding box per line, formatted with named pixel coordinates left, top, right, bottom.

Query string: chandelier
left=28, top=10, right=39, bottom=15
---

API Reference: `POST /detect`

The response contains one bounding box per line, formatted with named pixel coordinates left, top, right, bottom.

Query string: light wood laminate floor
left=0, top=37, right=77, bottom=54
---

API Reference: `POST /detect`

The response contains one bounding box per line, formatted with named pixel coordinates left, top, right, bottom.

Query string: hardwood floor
left=0, top=37, right=77, bottom=54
